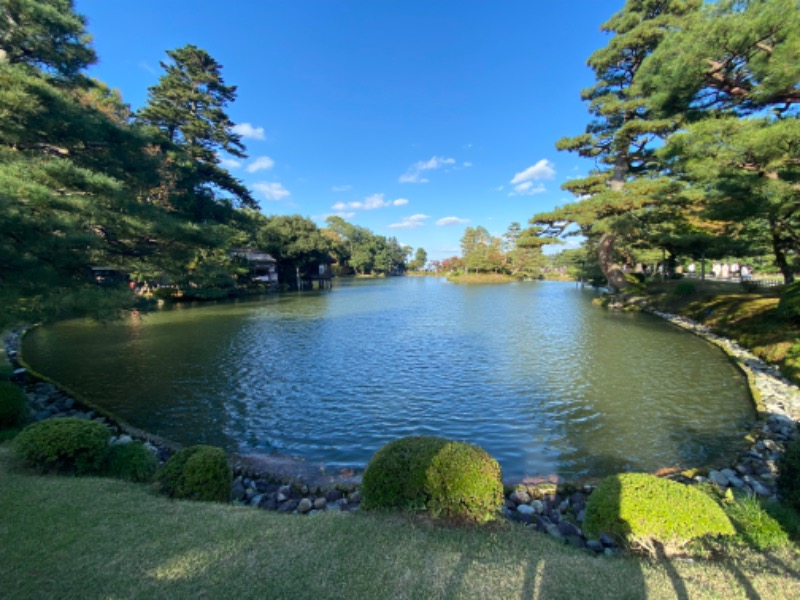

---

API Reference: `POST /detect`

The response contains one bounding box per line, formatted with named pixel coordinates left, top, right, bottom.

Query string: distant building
left=230, top=248, right=279, bottom=284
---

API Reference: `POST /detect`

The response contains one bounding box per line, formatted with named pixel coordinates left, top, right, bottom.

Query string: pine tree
left=640, top=0, right=800, bottom=282
left=138, top=44, right=256, bottom=218
left=0, top=0, right=96, bottom=77
left=532, top=0, right=701, bottom=290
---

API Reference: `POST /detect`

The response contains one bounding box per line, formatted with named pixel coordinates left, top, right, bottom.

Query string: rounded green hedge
left=584, top=473, right=735, bottom=554
left=361, top=436, right=503, bottom=523
left=102, top=442, right=158, bottom=483
left=14, top=417, right=111, bottom=474
left=0, top=382, right=28, bottom=429
left=425, top=440, right=504, bottom=522
left=154, top=445, right=231, bottom=502
left=777, top=438, right=800, bottom=511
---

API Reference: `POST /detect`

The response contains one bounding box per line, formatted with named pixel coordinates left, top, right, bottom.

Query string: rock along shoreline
left=4, top=308, right=800, bottom=554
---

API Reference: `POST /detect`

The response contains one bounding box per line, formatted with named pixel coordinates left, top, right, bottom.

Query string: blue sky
left=75, top=1, right=621, bottom=260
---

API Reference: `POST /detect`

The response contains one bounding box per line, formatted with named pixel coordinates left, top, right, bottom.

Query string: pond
left=22, top=278, right=755, bottom=481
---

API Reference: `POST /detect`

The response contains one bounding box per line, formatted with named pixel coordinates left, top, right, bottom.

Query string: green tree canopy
left=0, top=0, right=96, bottom=78
left=138, top=44, right=256, bottom=219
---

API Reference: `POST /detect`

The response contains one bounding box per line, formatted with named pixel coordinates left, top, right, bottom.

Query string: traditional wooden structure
left=230, top=248, right=279, bottom=285
left=300, top=262, right=334, bottom=290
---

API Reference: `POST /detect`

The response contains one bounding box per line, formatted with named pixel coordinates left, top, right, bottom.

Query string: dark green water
left=22, top=278, right=755, bottom=481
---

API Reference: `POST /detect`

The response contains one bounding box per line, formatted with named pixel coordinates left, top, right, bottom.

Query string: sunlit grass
left=2, top=446, right=800, bottom=599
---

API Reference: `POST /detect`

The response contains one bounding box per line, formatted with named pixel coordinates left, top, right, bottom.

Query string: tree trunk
left=771, top=219, right=795, bottom=284
left=598, top=234, right=628, bottom=292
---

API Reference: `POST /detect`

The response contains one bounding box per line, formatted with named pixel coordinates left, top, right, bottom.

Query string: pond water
left=22, top=278, right=755, bottom=481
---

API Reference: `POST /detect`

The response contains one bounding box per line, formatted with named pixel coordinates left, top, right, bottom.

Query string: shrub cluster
left=777, top=438, right=800, bottom=511
left=0, top=382, right=28, bottom=430
left=102, top=442, right=158, bottom=483
left=583, top=473, right=735, bottom=554
left=154, top=445, right=231, bottom=502
left=14, top=418, right=111, bottom=474
left=361, top=436, right=503, bottom=523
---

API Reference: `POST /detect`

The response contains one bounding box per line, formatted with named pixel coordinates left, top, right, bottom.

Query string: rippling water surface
left=22, top=278, right=755, bottom=480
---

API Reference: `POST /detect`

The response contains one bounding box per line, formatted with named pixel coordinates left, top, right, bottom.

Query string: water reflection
left=22, top=279, right=754, bottom=480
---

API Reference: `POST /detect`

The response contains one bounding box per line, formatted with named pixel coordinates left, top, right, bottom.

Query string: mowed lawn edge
left=1, top=446, right=799, bottom=599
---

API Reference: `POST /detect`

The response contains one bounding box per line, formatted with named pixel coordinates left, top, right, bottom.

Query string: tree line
left=532, top=0, right=800, bottom=290
left=0, top=0, right=424, bottom=329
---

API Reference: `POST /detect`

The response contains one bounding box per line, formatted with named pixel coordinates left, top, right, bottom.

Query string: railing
left=683, top=273, right=785, bottom=287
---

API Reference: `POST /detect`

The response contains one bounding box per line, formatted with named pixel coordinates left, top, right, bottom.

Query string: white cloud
left=233, top=122, right=266, bottom=141
left=399, top=156, right=456, bottom=183
left=253, top=182, right=290, bottom=201
left=218, top=156, right=242, bottom=169
left=463, top=162, right=473, bottom=168
left=246, top=156, right=275, bottom=173
left=389, top=214, right=430, bottom=229
left=332, top=185, right=352, bottom=192
left=510, top=159, right=556, bottom=185
left=138, top=61, right=157, bottom=75
left=511, top=181, right=546, bottom=196
left=436, top=216, right=470, bottom=226
left=330, top=193, right=406, bottom=211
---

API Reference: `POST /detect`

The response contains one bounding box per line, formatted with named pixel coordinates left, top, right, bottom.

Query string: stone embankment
left=646, top=310, right=800, bottom=501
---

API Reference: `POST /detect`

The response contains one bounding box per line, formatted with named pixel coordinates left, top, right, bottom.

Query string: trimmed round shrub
left=425, top=441, right=504, bottom=522
left=777, top=438, right=800, bottom=511
left=155, top=445, right=231, bottom=502
left=0, top=382, right=28, bottom=429
left=14, top=417, right=111, bottom=474
left=361, top=436, right=503, bottom=523
left=584, top=473, right=735, bottom=554
left=102, top=442, right=158, bottom=483
left=362, top=436, right=450, bottom=511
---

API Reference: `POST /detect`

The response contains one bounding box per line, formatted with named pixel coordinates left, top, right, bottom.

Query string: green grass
left=2, top=447, right=799, bottom=599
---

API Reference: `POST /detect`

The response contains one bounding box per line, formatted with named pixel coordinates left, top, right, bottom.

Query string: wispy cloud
left=389, top=214, right=430, bottom=229
left=399, top=156, right=456, bottom=183
left=253, top=182, right=290, bottom=201
left=233, top=123, right=266, bottom=141
left=218, top=155, right=242, bottom=169
left=511, top=181, right=546, bottom=195
left=509, top=159, right=555, bottom=196
left=436, top=216, right=470, bottom=226
left=138, top=61, right=157, bottom=75
left=332, top=185, right=352, bottom=192
left=246, top=156, right=275, bottom=173
left=331, top=193, right=408, bottom=211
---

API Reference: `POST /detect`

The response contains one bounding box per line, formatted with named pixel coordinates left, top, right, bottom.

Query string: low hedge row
left=11, top=418, right=230, bottom=501
left=9, top=414, right=800, bottom=540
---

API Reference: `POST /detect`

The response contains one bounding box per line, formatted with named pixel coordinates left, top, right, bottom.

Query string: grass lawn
left=2, top=447, right=799, bottom=599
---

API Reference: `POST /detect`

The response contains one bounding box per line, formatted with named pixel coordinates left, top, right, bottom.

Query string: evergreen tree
left=0, top=0, right=95, bottom=77
left=532, top=0, right=701, bottom=290
left=640, top=0, right=800, bottom=282
left=138, top=44, right=256, bottom=219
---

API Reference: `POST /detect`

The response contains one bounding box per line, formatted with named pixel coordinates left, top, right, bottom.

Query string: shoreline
left=5, top=303, right=799, bottom=496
